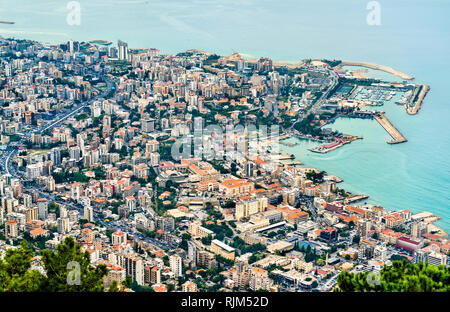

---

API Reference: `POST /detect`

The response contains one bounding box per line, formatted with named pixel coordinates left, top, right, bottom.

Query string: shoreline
left=221, top=52, right=305, bottom=69
left=4, top=36, right=445, bottom=234
left=219, top=49, right=441, bottom=234
left=412, top=212, right=448, bottom=238
left=280, top=136, right=448, bottom=237
left=190, top=46, right=445, bottom=236
left=4, top=35, right=415, bottom=81
left=223, top=53, right=417, bottom=83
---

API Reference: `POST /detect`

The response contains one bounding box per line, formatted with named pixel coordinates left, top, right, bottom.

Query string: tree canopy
left=335, top=260, right=449, bottom=292
left=0, top=241, right=44, bottom=291
left=0, top=237, right=110, bottom=292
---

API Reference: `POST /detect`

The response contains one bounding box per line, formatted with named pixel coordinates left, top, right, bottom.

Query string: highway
left=1, top=144, right=20, bottom=177
left=29, top=184, right=174, bottom=250
left=310, top=68, right=339, bottom=114
left=288, top=67, right=339, bottom=130
left=0, top=71, right=175, bottom=250
left=35, top=73, right=114, bottom=136
left=1, top=72, right=114, bottom=178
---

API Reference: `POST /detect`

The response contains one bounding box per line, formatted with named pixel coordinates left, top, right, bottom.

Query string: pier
left=310, top=135, right=362, bottom=154
left=373, top=112, right=407, bottom=144
left=279, top=141, right=297, bottom=147
left=407, top=84, right=430, bottom=115
left=348, top=111, right=374, bottom=119
left=271, top=154, right=295, bottom=160
left=281, top=160, right=303, bottom=166
left=344, top=194, right=369, bottom=204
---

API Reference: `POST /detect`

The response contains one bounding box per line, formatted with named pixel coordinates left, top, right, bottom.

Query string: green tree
left=0, top=241, right=44, bottom=292
left=108, top=280, right=119, bottom=292
left=39, top=236, right=108, bottom=292
left=179, top=233, right=191, bottom=251
left=122, top=275, right=133, bottom=289
left=201, top=234, right=213, bottom=246
left=335, top=260, right=450, bottom=292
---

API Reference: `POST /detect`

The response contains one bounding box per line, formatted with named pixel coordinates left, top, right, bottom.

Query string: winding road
left=1, top=72, right=114, bottom=178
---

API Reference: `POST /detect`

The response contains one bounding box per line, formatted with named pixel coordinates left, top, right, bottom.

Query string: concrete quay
left=373, top=112, right=407, bottom=144
left=407, top=84, right=430, bottom=115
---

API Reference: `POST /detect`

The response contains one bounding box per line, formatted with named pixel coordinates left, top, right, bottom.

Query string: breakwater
left=373, top=112, right=407, bottom=144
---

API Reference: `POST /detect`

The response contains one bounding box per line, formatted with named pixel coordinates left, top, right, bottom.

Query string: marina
left=350, top=86, right=410, bottom=107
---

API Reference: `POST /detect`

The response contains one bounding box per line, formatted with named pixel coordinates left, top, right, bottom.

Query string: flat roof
left=212, top=239, right=235, bottom=253
left=255, top=221, right=287, bottom=233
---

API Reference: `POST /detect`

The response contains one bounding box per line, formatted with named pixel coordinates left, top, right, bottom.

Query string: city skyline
left=0, top=1, right=448, bottom=298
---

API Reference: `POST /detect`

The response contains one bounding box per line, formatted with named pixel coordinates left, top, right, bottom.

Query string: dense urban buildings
left=0, top=37, right=447, bottom=293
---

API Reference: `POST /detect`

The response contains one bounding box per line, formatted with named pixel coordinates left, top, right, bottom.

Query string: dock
left=281, top=160, right=303, bottom=166
left=344, top=194, right=369, bottom=204
left=327, top=175, right=343, bottom=183
left=373, top=112, right=407, bottom=144
left=279, top=141, right=297, bottom=147
left=310, top=136, right=362, bottom=153
left=271, top=154, right=295, bottom=160
left=407, top=84, right=430, bottom=115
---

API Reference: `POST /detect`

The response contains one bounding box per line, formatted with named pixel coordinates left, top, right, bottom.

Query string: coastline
left=222, top=53, right=417, bottom=84
left=222, top=52, right=304, bottom=69
left=2, top=36, right=446, bottom=234
left=220, top=50, right=444, bottom=235
left=412, top=212, right=448, bottom=238
left=285, top=137, right=448, bottom=239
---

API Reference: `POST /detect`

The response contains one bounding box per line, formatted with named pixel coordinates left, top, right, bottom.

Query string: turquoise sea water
left=1, top=0, right=449, bottom=232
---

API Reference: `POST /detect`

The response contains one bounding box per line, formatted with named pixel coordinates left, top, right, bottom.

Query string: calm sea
left=1, top=0, right=449, bottom=232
